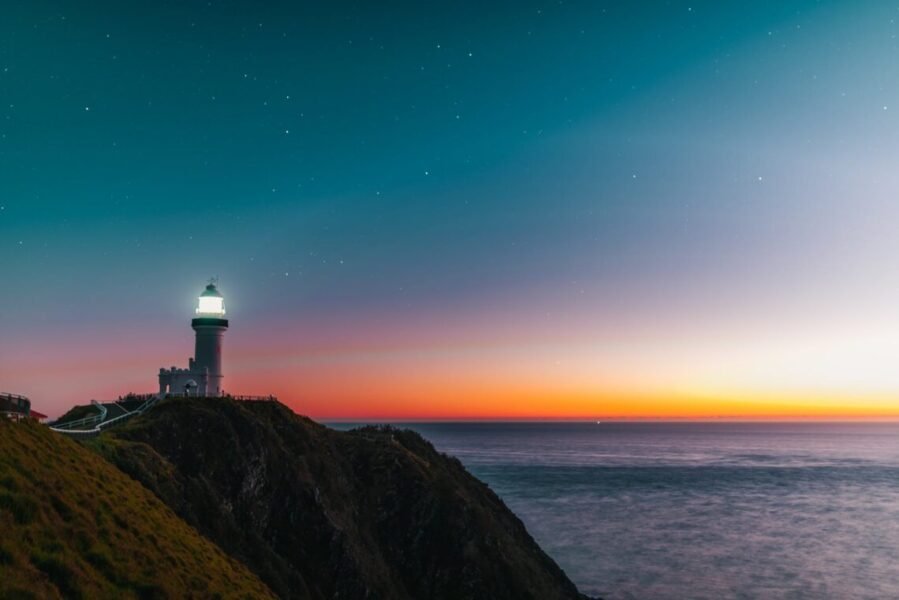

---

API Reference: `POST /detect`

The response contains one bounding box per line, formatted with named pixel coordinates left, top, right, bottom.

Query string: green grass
left=0, top=418, right=275, bottom=599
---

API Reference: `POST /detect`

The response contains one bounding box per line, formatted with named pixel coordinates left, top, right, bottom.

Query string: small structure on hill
left=158, top=281, right=229, bottom=397
left=1, top=392, right=45, bottom=422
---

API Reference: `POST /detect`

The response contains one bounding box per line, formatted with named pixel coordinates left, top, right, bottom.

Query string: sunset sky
left=4, top=1, right=899, bottom=419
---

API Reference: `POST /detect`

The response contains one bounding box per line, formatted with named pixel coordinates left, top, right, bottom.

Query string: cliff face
left=96, top=397, right=591, bottom=600
left=0, top=418, right=275, bottom=600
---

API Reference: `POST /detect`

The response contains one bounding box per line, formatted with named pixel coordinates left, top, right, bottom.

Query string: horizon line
left=318, top=416, right=899, bottom=423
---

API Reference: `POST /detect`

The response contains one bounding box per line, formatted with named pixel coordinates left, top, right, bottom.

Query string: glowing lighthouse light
left=196, top=284, right=226, bottom=316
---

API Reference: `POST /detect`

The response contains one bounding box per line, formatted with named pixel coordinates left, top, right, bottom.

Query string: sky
left=4, top=1, right=899, bottom=419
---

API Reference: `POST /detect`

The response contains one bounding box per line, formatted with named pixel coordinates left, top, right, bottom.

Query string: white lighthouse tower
left=158, top=281, right=229, bottom=397
left=192, top=282, right=228, bottom=396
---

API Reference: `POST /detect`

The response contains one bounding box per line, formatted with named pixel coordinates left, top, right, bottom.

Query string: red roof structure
left=29, top=410, right=48, bottom=422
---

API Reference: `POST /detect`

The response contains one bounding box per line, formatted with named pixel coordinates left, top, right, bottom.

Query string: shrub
left=2, top=589, right=38, bottom=600
left=31, top=551, right=82, bottom=600
left=49, top=493, right=74, bottom=520
left=0, top=492, right=38, bottom=524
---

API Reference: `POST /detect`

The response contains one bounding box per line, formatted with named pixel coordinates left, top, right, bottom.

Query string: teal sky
left=4, top=1, right=899, bottom=417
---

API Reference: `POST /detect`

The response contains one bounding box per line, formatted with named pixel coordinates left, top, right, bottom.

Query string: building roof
left=200, top=283, right=223, bottom=298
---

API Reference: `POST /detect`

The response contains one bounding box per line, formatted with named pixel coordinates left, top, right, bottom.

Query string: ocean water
left=331, top=422, right=899, bottom=599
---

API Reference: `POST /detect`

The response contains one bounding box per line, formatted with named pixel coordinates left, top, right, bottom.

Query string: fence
left=228, top=395, right=278, bottom=402
left=48, top=393, right=278, bottom=438
left=1, top=393, right=33, bottom=421
left=49, top=395, right=160, bottom=437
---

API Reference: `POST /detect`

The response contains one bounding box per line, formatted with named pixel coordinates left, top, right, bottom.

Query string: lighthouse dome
left=196, top=283, right=226, bottom=316
left=201, top=283, right=223, bottom=298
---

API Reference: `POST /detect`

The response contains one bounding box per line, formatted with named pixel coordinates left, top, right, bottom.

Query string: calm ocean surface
left=331, top=422, right=899, bottom=599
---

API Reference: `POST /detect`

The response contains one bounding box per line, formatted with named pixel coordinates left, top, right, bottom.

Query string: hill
left=0, top=418, right=275, bottom=599
left=95, top=397, right=592, bottom=600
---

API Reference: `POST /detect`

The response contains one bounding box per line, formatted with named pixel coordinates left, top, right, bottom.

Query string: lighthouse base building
left=158, top=282, right=229, bottom=397
left=158, top=362, right=214, bottom=397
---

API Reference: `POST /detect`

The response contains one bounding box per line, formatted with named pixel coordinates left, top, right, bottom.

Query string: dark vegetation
left=3, top=397, right=593, bottom=599
left=96, top=397, right=592, bottom=600
left=0, top=418, right=275, bottom=599
left=52, top=403, right=97, bottom=425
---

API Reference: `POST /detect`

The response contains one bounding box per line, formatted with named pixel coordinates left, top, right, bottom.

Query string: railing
left=0, top=393, right=31, bottom=417
left=48, top=393, right=277, bottom=438
left=0, top=393, right=29, bottom=403
left=228, top=395, right=278, bottom=402
left=92, top=399, right=108, bottom=421
left=113, top=393, right=160, bottom=405
left=153, top=394, right=277, bottom=402
left=50, top=413, right=102, bottom=431
left=49, top=394, right=162, bottom=437
left=48, top=399, right=106, bottom=431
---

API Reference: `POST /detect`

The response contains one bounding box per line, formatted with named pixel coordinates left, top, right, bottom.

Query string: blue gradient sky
left=3, top=1, right=899, bottom=418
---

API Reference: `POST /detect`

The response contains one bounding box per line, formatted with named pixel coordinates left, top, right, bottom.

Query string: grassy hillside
left=0, top=418, right=275, bottom=600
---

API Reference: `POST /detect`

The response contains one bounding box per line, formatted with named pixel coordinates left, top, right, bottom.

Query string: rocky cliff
left=95, top=397, right=592, bottom=600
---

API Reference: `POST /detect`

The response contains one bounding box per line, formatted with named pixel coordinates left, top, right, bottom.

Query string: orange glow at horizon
left=248, top=380, right=899, bottom=422
left=6, top=308, right=899, bottom=421
left=228, top=348, right=899, bottom=421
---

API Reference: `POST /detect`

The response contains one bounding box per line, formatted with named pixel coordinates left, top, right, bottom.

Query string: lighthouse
left=192, top=283, right=228, bottom=396
left=158, top=282, right=229, bottom=397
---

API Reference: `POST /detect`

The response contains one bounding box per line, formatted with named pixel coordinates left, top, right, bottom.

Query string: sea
left=329, top=421, right=899, bottom=599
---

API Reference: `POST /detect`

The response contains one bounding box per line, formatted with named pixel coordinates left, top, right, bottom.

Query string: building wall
left=0, top=394, right=30, bottom=416
left=158, top=368, right=210, bottom=396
